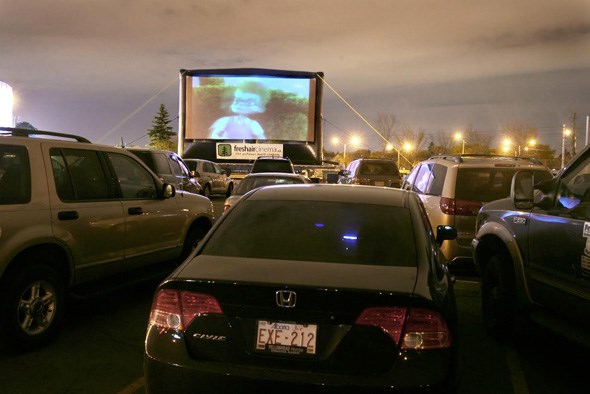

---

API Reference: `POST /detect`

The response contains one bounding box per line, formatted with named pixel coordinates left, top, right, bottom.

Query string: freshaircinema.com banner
left=216, top=143, right=284, bottom=160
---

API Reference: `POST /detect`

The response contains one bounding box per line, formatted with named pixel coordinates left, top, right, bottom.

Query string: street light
left=332, top=135, right=361, bottom=165
left=562, top=124, right=572, bottom=169
left=453, top=132, right=465, bottom=155
left=520, top=139, right=536, bottom=155
left=501, top=137, right=513, bottom=155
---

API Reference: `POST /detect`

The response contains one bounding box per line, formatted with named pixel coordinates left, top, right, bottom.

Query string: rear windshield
left=455, top=168, right=552, bottom=202
left=234, top=176, right=306, bottom=195
left=359, top=161, right=400, bottom=176
left=251, top=160, right=294, bottom=173
left=201, top=200, right=417, bottom=267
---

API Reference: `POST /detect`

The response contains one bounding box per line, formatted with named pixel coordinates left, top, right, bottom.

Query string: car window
left=234, top=176, right=306, bottom=195
left=346, top=160, right=358, bottom=174
left=252, top=160, right=294, bottom=173
left=359, top=161, right=399, bottom=176
left=456, top=168, right=532, bottom=202
left=202, top=200, right=417, bottom=267
left=557, top=153, right=590, bottom=210
left=166, top=153, right=184, bottom=177
left=213, top=163, right=224, bottom=174
left=0, top=144, right=31, bottom=204
left=413, top=164, right=435, bottom=194
left=204, top=162, right=215, bottom=173
left=108, top=153, right=158, bottom=199
left=50, top=148, right=111, bottom=201
left=185, top=160, right=197, bottom=172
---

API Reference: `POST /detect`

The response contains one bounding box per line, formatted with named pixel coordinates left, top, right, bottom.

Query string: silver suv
left=337, top=158, right=402, bottom=188
left=402, top=154, right=553, bottom=269
left=0, top=127, right=214, bottom=350
left=125, top=147, right=201, bottom=195
left=184, top=158, right=234, bottom=198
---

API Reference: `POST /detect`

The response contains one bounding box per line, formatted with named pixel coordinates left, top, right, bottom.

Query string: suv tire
left=1, top=262, right=66, bottom=350
left=481, top=254, right=525, bottom=340
left=202, top=184, right=211, bottom=198
left=180, top=226, right=209, bottom=262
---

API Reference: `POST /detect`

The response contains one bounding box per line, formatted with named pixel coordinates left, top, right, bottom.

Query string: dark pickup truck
left=472, top=145, right=590, bottom=347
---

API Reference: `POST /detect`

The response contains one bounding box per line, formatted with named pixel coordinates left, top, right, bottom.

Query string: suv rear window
left=251, top=158, right=294, bottom=173
left=359, top=161, right=400, bottom=176
left=202, top=200, right=417, bottom=267
left=0, top=145, right=31, bottom=204
left=455, top=168, right=551, bottom=203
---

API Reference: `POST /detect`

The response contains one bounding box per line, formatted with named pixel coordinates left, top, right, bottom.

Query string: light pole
left=332, top=135, right=360, bottom=166
left=518, top=139, right=536, bottom=156
left=562, top=124, right=572, bottom=169
left=454, top=132, right=465, bottom=155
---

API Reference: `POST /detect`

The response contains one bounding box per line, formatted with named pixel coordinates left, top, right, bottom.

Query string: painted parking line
left=118, top=376, right=145, bottom=394
left=506, top=348, right=529, bottom=394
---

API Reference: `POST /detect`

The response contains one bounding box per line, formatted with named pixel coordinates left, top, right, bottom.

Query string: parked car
left=0, top=127, right=214, bottom=350
left=223, top=172, right=312, bottom=213
left=184, top=158, right=234, bottom=198
left=125, top=147, right=201, bottom=195
left=144, top=184, right=459, bottom=393
left=473, top=146, right=590, bottom=347
left=402, top=154, right=553, bottom=269
left=337, top=158, right=402, bottom=188
left=250, top=156, right=295, bottom=174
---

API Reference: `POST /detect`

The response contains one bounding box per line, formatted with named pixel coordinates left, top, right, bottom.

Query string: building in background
left=0, top=81, right=14, bottom=127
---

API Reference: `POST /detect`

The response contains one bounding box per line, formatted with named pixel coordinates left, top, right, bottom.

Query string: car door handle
left=58, top=211, right=79, bottom=221
left=128, top=207, right=143, bottom=215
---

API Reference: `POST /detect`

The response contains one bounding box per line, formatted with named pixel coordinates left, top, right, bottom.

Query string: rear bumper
left=144, top=327, right=458, bottom=393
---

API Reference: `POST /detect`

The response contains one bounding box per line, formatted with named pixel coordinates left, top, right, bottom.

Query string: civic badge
left=276, top=290, right=296, bottom=308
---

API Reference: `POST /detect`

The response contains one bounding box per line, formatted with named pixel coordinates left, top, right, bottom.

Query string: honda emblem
left=276, top=290, right=296, bottom=308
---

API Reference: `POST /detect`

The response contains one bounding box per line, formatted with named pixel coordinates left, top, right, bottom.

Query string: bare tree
left=434, top=130, right=453, bottom=154
left=500, top=122, right=539, bottom=154
left=374, top=113, right=396, bottom=149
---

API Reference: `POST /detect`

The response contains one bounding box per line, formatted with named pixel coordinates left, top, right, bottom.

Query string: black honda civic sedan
left=144, top=184, right=459, bottom=393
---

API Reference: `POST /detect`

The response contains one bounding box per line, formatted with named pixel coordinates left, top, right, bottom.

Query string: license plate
left=256, top=320, right=317, bottom=355
left=374, top=181, right=385, bottom=186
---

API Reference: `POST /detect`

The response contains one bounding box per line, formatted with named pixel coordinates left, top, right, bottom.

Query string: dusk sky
left=2, top=0, right=589, bottom=152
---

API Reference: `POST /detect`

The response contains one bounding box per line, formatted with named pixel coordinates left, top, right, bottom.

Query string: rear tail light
left=402, top=307, right=451, bottom=349
left=149, top=289, right=223, bottom=331
left=355, top=306, right=451, bottom=349
left=440, top=197, right=482, bottom=216
left=353, top=176, right=362, bottom=185
left=355, top=307, right=407, bottom=345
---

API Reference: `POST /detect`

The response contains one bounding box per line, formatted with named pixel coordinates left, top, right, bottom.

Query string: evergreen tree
left=147, top=104, right=176, bottom=150
left=15, top=121, right=37, bottom=130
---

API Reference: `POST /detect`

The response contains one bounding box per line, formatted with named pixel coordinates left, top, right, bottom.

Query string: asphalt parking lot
left=0, top=196, right=587, bottom=393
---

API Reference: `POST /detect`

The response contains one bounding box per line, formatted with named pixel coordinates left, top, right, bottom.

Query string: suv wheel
left=202, top=184, right=211, bottom=198
left=0, top=263, right=65, bottom=350
left=225, top=183, right=234, bottom=197
left=180, top=226, right=208, bottom=262
left=481, top=254, right=524, bottom=340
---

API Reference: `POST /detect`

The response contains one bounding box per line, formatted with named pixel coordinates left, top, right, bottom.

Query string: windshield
left=234, top=176, right=306, bottom=195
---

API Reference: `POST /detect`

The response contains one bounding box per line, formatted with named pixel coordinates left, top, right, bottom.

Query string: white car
left=184, top=159, right=234, bottom=198
left=223, top=172, right=312, bottom=213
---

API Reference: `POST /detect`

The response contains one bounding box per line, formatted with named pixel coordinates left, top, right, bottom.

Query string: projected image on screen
left=186, top=75, right=316, bottom=142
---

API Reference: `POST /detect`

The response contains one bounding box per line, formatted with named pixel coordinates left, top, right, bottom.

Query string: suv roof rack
left=0, top=126, right=91, bottom=143
left=427, top=154, right=543, bottom=165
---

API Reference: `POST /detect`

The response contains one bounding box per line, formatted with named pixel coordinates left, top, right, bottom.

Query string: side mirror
left=162, top=183, right=176, bottom=198
left=511, top=170, right=534, bottom=210
left=436, top=225, right=457, bottom=247
left=224, top=169, right=232, bottom=176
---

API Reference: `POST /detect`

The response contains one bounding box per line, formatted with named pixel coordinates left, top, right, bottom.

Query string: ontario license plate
left=374, top=181, right=385, bottom=186
left=256, top=320, right=317, bottom=355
